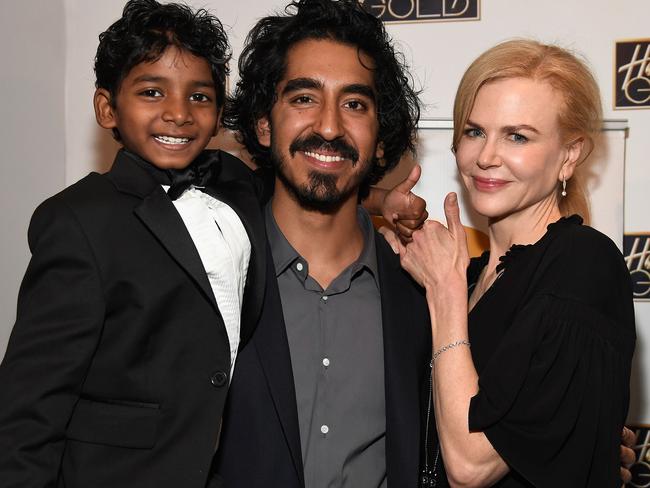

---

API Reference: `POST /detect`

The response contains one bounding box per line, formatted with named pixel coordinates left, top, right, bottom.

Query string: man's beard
left=271, top=134, right=373, bottom=214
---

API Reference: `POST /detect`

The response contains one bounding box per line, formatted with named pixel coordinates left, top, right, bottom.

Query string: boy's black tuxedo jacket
left=0, top=149, right=267, bottom=488
left=213, top=233, right=433, bottom=488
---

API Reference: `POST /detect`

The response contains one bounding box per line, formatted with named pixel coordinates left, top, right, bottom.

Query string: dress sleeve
left=468, top=293, right=634, bottom=487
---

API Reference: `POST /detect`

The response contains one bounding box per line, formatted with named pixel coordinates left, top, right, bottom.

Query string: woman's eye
left=464, top=128, right=483, bottom=138
left=509, top=133, right=528, bottom=143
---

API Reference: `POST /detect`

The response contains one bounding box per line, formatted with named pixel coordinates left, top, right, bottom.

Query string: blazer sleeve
left=0, top=196, right=105, bottom=487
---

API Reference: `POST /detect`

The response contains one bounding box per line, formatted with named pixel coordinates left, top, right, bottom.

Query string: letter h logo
left=615, top=39, right=650, bottom=109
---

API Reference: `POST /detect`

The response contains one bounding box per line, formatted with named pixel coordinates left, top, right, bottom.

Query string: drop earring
left=561, top=177, right=567, bottom=197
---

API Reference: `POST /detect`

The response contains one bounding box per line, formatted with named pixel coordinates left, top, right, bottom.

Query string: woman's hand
left=400, top=192, right=470, bottom=295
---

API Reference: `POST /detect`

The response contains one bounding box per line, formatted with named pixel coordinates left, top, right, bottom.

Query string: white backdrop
left=1, top=0, right=648, bottom=424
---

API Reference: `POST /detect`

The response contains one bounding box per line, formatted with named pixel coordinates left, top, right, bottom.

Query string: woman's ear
left=560, top=136, right=585, bottom=182
left=256, top=117, right=272, bottom=147
left=94, top=88, right=118, bottom=130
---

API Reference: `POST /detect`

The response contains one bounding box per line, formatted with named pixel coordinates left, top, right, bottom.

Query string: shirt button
left=321, top=425, right=329, bottom=434
left=296, top=262, right=304, bottom=272
left=322, top=358, right=330, bottom=367
left=322, top=295, right=328, bottom=301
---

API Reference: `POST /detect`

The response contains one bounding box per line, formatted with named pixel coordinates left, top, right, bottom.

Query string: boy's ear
left=94, top=88, right=117, bottom=129
left=256, top=117, right=271, bottom=148
left=213, top=107, right=223, bottom=137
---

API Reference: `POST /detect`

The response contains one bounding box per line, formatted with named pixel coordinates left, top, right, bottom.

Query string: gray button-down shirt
left=266, top=204, right=387, bottom=488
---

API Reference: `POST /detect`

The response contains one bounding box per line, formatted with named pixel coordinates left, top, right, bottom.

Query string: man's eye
left=140, top=89, right=162, bottom=98
left=190, top=93, right=210, bottom=102
left=344, top=100, right=366, bottom=110
left=292, top=95, right=313, bottom=104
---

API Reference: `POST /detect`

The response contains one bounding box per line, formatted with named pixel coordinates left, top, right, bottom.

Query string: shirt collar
left=264, top=202, right=379, bottom=287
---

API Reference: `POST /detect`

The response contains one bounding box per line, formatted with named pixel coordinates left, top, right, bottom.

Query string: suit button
left=210, top=371, right=228, bottom=387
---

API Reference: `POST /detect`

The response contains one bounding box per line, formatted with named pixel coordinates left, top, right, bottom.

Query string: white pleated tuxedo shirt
left=165, top=185, right=251, bottom=380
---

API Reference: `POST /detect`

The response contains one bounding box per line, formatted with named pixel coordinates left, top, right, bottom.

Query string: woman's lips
left=472, top=176, right=510, bottom=191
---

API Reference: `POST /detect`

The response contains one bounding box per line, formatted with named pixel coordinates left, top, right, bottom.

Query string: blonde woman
left=398, top=40, right=636, bottom=487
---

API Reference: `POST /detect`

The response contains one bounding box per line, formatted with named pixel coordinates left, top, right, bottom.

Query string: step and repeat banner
left=55, top=0, right=648, bottom=484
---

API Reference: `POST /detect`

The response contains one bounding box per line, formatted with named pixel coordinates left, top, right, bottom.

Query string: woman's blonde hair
left=452, top=39, right=603, bottom=222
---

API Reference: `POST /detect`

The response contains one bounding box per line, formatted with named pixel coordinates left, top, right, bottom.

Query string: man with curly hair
left=212, top=1, right=432, bottom=487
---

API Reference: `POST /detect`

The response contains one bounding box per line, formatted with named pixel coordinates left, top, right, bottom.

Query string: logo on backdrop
left=361, top=0, right=480, bottom=23
left=615, top=39, right=650, bottom=109
left=624, top=234, right=650, bottom=300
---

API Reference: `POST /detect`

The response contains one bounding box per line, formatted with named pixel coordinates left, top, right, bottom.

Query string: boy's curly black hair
left=223, top=0, right=421, bottom=188
left=95, top=0, right=230, bottom=110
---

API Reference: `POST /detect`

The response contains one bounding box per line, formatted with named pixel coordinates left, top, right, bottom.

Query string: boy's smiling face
left=94, top=46, right=220, bottom=169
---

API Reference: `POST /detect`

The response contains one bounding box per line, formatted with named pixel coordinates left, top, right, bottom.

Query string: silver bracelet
left=432, top=339, right=471, bottom=362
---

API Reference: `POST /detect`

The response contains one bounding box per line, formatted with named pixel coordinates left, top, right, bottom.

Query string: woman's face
left=455, top=77, right=575, bottom=221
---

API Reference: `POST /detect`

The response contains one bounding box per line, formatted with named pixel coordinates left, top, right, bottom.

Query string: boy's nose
left=162, top=98, right=193, bottom=126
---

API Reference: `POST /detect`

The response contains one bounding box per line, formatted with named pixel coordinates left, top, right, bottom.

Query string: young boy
left=0, top=1, right=425, bottom=487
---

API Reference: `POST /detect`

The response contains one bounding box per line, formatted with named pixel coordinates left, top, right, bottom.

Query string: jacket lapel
left=135, top=190, right=219, bottom=312
left=252, top=245, right=305, bottom=487
left=107, top=151, right=219, bottom=313
left=376, top=234, right=430, bottom=488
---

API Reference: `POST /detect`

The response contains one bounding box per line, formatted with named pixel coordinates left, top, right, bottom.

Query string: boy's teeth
left=155, top=135, right=190, bottom=145
left=304, top=151, right=343, bottom=163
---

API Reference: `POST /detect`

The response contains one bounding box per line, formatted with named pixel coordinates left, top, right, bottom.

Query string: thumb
left=393, top=164, right=421, bottom=195
left=444, top=192, right=464, bottom=237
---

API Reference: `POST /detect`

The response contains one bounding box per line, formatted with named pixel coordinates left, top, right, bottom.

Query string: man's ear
left=375, top=141, right=385, bottom=165
left=94, top=88, right=117, bottom=130
left=560, top=136, right=585, bottom=182
left=256, top=117, right=271, bottom=148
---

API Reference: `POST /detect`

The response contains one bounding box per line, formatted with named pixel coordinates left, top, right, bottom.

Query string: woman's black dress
left=431, top=215, right=636, bottom=487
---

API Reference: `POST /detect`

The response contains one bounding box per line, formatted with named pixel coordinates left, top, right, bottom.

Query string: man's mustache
left=289, top=135, right=359, bottom=164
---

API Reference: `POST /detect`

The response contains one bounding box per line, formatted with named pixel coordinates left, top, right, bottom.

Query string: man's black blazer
left=0, top=149, right=267, bottom=488
left=213, top=232, right=432, bottom=487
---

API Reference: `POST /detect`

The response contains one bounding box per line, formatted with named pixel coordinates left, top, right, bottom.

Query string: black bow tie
left=121, top=149, right=222, bottom=200
left=166, top=152, right=222, bottom=200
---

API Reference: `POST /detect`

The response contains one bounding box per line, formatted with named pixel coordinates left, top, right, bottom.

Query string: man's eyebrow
left=342, top=83, right=376, bottom=102
left=281, top=77, right=323, bottom=95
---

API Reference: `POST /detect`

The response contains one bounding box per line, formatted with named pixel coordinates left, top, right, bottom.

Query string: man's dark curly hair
left=223, top=0, right=421, bottom=188
left=95, top=0, right=230, bottom=120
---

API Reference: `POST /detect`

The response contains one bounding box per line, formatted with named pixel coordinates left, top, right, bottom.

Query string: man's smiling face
left=257, top=38, right=383, bottom=212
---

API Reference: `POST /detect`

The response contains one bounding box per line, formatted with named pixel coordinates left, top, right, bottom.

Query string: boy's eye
left=140, top=89, right=163, bottom=98
left=190, top=93, right=211, bottom=102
